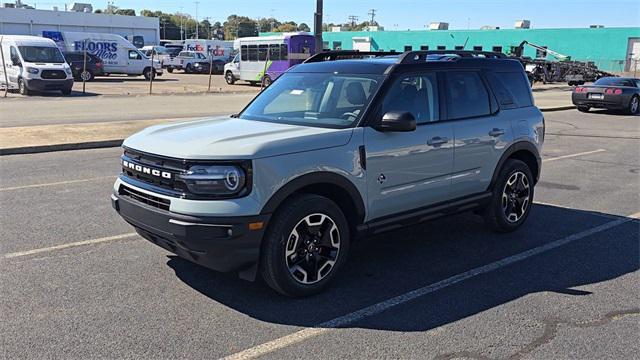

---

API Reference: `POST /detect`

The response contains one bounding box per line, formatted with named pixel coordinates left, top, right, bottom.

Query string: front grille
left=122, top=149, right=188, bottom=193
left=41, top=70, right=66, bottom=79
left=119, top=185, right=171, bottom=211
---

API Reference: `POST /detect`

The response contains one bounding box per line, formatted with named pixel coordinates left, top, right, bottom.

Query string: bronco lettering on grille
left=123, top=160, right=172, bottom=179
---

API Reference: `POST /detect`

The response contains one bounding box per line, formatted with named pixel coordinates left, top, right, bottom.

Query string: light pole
left=314, top=0, right=323, bottom=54
left=195, top=1, right=200, bottom=39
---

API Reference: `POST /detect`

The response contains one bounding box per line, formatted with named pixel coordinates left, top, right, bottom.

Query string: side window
left=485, top=72, right=515, bottom=108
left=381, top=73, right=440, bottom=124
left=445, top=71, right=491, bottom=119
left=128, top=50, right=141, bottom=60
left=280, top=44, right=288, bottom=60
left=248, top=45, right=258, bottom=61
left=269, top=44, right=280, bottom=61
left=489, top=71, right=533, bottom=108
left=241, top=45, right=248, bottom=61
left=10, top=46, right=20, bottom=64
left=258, top=44, right=268, bottom=61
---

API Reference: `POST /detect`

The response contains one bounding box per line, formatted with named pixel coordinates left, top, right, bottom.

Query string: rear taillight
left=614, top=89, right=622, bottom=95
left=96, top=63, right=102, bottom=68
left=605, top=88, right=622, bottom=95
left=575, top=87, right=584, bottom=93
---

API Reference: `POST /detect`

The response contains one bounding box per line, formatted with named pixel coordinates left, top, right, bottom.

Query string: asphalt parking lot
left=1, top=109, right=638, bottom=359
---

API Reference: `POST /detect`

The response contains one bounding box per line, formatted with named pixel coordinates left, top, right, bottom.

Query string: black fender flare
left=489, top=141, right=542, bottom=189
left=260, top=171, right=366, bottom=222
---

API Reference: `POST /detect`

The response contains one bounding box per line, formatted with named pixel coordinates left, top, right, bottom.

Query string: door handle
left=427, top=136, right=449, bottom=146
left=489, top=128, right=506, bottom=137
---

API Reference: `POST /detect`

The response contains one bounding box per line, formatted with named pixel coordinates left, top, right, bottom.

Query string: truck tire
left=225, top=71, right=236, bottom=85
left=185, top=64, right=194, bottom=74
left=143, top=68, right=155, bottom=81
left=483, top=159, right=534, bottom=233
left=18, top=78, right=31, bottom=96
left=260, top=194, right=350, bottom=297
left=167, top=67, right=174, bottom=73
left=577, top=106, right=590, bottom=113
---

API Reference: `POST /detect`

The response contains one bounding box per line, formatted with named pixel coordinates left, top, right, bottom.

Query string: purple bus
left=224, top=33, right=315, bottom=86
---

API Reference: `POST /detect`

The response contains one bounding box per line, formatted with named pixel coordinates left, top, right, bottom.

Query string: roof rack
left=304, top=50, right=399, bottom=63
left=398, top=50, right=507, bottom=64
left=303, top=50, right=508, bottom=65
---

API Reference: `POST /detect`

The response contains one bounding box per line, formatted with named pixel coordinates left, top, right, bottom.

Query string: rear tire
left=185, top=64, right=194, bottom=74
left=260, top=194, right=350, bottom=297
left=483, top=159, right=534, bottom=233
left=628, top=95, right=639, bottom=115
left=577, top=106, right=590, bottom=113
left=261, top=75, right=272, bottom=88
left=143, top=68, right=155, bottom=81
left=167, top=67, right=174, bottom=73
left=225, top=71, right=236, bottom=85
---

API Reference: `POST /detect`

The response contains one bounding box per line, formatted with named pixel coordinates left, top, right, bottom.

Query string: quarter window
left=487, top=71, right=533, bottom=108
left=445, top=71, right=491, bottom=119
left=381, top=73, right=440, bottom=124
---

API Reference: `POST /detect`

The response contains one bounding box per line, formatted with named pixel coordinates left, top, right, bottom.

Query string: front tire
left=483, top=159, right=534, bottom=233
left=167, top=67, right=174, bottom=73
left=18, top=78, right=31, bottom=96
left=577, top=106, right=590, bottom=113
left=260, top=194, right=350, bottom=297
left=185, top=64, right=194, bottom=74
left=261, top=75, right=272, bottom=88
left=628, top=95, right=639, bottom=115
left=225, top=71, right=236, bottom=85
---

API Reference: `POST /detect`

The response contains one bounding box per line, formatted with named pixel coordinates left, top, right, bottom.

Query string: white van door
left=127, top=49, right=146, bottom=75
left=5, top=45, right=23, bottom=87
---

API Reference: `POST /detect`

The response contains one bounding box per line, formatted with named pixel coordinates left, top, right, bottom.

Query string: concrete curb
left=1, top=106, right=576, bottom=156
left=0, top=139, right=123, bottom=156
left=540, top=105, right=576, bottom=112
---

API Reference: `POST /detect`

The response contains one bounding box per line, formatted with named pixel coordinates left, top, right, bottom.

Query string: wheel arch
left=489, top=141, right=541, bottom=190
left=260, top=172, right=366, bottom=234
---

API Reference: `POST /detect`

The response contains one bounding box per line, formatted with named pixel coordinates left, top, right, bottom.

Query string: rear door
left=365, top=72, right=454, bottom=220
left=446, top=70, right=514, bottom=197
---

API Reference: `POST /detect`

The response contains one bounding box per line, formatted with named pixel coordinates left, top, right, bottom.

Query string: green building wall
left=263, top=27, right=640, bottom=72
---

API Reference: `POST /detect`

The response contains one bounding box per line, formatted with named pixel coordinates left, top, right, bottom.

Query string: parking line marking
left=221, top=214, right=637, bottom=360
left=2, top=233, right=138, bottom=259
left=0, top=176, right=115, bottom=192
left=543, top=149, right=606, bottom=162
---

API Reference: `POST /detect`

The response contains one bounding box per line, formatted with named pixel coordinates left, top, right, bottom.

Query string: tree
left=274, top=21, right=297, bottom=33
left=297, top=23, right=311, bottom=32
left=223, top=15, right=257, bottom=39
left=115, top=8, right=136, bottom=16
left=257, top=17, right=280, bottom=33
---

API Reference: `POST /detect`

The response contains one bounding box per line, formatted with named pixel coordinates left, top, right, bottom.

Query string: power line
left=348, top=15, right=358, bottom=28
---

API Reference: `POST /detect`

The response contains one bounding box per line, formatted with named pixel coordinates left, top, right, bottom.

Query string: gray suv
left=112, top=50, right=544, bottom=297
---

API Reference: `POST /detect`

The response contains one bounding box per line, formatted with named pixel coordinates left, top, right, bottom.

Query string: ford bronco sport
left=112, top=50, right=544, bottom=297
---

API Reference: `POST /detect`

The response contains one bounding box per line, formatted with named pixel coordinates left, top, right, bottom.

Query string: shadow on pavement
left=92, top=77, right=178, bottom=83
left=168, top=204, right=639, bottom=331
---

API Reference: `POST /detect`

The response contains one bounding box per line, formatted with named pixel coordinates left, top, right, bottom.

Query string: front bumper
left=24, top=78, right=73, bottom=91
left=111, top=192, right=270, bottom=273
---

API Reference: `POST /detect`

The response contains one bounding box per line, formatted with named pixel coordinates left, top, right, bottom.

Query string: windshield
left=594, top=77, right=636, bottom=87
left=18, top=46, right=65, bottom=63
left=240, top=72, right=383, bottom=128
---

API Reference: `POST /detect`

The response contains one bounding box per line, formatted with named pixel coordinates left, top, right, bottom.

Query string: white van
left=42, top=31, right=162, bottom=79
left=0, top=35, right=74, bottom=95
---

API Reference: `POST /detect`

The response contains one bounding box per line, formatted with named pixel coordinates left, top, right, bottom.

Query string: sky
left=30, top=0, right=640, bottom=30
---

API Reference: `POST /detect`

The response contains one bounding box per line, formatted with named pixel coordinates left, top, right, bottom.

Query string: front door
left=365, top=72, right=454, bottom=221
left=127, top=50, right=145, bottom=74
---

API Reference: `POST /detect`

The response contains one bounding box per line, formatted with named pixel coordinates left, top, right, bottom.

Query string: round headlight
left=179, top=165, right=247, bottom=196
left=225, top=168, right=241, bottom=191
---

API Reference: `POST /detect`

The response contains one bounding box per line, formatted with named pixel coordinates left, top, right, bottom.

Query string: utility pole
left=179, top=6, right=184, bottom=41
left=368, top=9, right=377, bottom=25
left=348, top=15, right=359, bottom=29
left=195, top=1, right=200, bottom=39
left=314, top=0, right=323, bottom=54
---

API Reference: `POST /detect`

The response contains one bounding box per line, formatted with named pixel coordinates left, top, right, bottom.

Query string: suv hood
left=123, top=116, right=353, bottom=160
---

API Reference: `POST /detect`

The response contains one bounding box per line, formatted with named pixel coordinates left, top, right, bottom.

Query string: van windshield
left=240, top=72, right=383, bottom=129
left=18, top=46, right=65, bottom=63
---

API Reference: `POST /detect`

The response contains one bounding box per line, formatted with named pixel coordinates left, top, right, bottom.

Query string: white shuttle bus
left=224, top=33, right=315, bottom=86
left=42, top=31, right=162, bottom=79
left=0, top=35, right=74, bottom=95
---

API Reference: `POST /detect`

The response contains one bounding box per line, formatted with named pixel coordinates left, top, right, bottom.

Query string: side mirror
left=374, top=111, right=417, bottom=132
left=11, top=57, right=21, bottom=67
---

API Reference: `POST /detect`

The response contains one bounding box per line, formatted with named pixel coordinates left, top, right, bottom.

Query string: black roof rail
left=304, top=50, right=399, bottom=63
left=398, top=50, right=507, bottom=64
